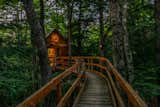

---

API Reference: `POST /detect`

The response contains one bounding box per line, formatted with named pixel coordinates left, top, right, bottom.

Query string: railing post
left=87, top=58, right=89, bottom=70
left=99, top=58, right=103, bottom=72
left=128, top=98, right=132, bottom=107
left=82, top=59, right=86, bottom=72
left=61, top=59, right=64, bottom=69
left=57, top=82, right=62, bottom=103
left=75, top=59, right=80, bottom=73
left=91, top=59, right=93, bottom=71
left=89, top=59, right=92, bottom=71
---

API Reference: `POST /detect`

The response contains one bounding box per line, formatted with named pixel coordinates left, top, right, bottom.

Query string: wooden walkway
left=76, top=72, right=113, bottom=107
left=17, top=57, right=148, bottom=107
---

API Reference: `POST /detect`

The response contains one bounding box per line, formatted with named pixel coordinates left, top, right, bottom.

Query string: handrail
left=17, top=62, right=85, bottom=107
left=17, top=56, right=147, bottom=107
left=104, top=58, right=147, bottom=107
left=56, top=56, right=148, bottom=107
left=57, top=72, right=85, bottom=107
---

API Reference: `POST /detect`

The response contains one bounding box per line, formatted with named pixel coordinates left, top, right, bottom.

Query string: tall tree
left=22, top=0, right=51, bottom=85
left=77, top=0, right=82, bottom=55
left=121, top=0, right=134, bottom=82
left=155, top=0, right=160, bottom=64
left=98, top=0, right=105, bottom=56
left=110, top=0, right=126, bottom=77
left=39, top=0, right=45, bottom=35
left=110, top=0, right=134, bottom=83
left=155, top=0, right=160, bottom=105
left=66, top=0, right=74, bottom=63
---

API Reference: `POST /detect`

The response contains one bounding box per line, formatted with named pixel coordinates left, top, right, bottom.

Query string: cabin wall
left=46, top=31, right=68, bottom=68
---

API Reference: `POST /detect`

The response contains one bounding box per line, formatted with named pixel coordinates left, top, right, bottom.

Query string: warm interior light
left=51, top=33, right=59, bottom=43
left=48, top=48, right=55, bottom=58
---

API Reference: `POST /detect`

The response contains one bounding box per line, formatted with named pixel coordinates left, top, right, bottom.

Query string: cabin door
left=48, top=48, right=56, bottom=67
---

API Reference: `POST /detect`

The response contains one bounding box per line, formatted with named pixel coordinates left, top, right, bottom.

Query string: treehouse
left=46, top=29, right=68, bottom=67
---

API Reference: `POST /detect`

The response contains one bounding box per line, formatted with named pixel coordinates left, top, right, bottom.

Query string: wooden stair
left=76, top=72, right=113, bottom=107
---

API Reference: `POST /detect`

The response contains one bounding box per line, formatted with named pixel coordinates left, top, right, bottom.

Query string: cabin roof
left=46, top=29, right=67, bottom=48
left=46, top=29, right=65, bottom=41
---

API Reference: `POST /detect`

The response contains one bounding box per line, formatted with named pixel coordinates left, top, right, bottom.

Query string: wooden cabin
left=46, top=29, right=68, bottom=67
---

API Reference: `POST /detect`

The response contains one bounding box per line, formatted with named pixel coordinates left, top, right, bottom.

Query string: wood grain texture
left=77, top=72, right=113, bottom=107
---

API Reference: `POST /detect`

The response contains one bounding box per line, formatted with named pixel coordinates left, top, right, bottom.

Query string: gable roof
left=46, top=29, right=65, bottom=41
left=46, top=29, right=67, bottom=48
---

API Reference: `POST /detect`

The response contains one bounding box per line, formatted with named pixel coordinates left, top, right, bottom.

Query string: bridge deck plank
left=77, top=72, right=113, bottom=107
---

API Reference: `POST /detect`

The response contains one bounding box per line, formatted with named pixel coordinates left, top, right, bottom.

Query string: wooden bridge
left=17, top=56, right=148, bottom=107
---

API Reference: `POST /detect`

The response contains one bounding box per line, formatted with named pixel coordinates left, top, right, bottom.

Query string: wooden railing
left=56, top=56, right=148, bottom=107
left=17, top=60, right=86, bottom=107
left=17, top=56, right=147, bottom=107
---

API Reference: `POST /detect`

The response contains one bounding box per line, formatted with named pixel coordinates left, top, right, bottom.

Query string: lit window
left=51, top=33, right=59, bottom=43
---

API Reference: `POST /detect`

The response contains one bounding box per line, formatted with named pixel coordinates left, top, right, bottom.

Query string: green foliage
left=0, top=47, right=36, bottom=107
left=128, top=0, right=159, bottom=103
left=0, top=0, right=18, bottom=6
left=133, top=64, right=160, bottom=98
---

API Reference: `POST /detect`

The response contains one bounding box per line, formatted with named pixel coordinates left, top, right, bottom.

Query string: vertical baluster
left=53, top=57, right=56, bottom=71
left=91, top=59, right=93, bottom=71
left=88, top=58, right=90, bottom=70
left=77, top=59, right=80, bottom=73
left=128, top=97, right=133, bottom=107
left=99, top=58, right=102, bottom=72
left=128, top=98, right=130, bottom=107
left=62, top=59, right=65, bottom=69
left=89, top=59, right=91, bottom=71
left=57, top=82, right=62, bottom=103
left=81, top=59, right=84, bottom=72
left=88, top=59, right=90, bottom=71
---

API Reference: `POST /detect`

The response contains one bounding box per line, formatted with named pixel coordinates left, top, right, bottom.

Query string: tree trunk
left=98, top=0, right=105, bottom=56
left=155, top=0, right=160, bottom=106
left=67, top=1, right=73, bottom=64
left=110, top=0, right=126, bottom=77
left=77, top=0, right=82, bottom=55
left=155, top=0, right=160, bottom=65
left=122, top=0, right=134, bottom=83
left=22, top=0, right=51, bottom=85
left=39, top=0, right=45, bottom=35
left=110, top=0, right=134, bottom=83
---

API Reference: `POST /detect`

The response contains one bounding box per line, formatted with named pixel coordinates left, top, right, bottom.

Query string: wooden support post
left=78, top=59, right=80, bottom=73
left=62, top=59, right=65, bottom=69
left=91, top=59, right=93, bottom=71
left=89, top=59, right=92, bottom=70
left=128, top=96, right=133, bottom=107
left=99, top=59, right=103, bottom=72
left=53, top=56, right=56, bottom=71
left=128, top=99, right=131, bottom=107
left=87, top=59, right=89, bottom=70
left=57, top=83, right=62, bottom=103
left=81, top=59, right=85, bottom=72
